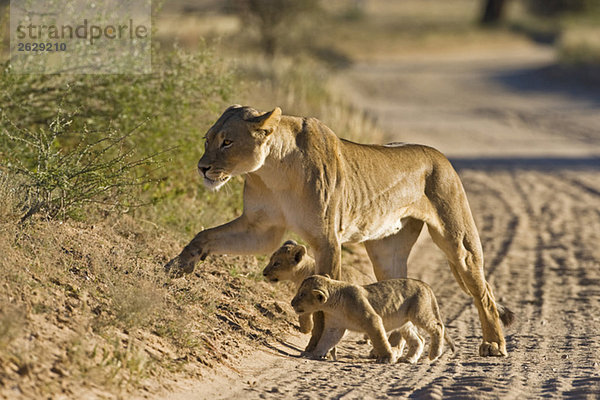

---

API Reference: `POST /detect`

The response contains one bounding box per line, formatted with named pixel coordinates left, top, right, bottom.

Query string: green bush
left=2, top=112, right=161, bottom=220
left=0, top=44, right=235, bottom=220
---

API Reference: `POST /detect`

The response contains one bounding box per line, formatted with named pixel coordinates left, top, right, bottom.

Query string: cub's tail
left=497, top=303, right=515, bottom=327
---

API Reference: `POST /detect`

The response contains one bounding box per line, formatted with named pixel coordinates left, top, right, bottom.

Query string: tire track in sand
left=509, top=170, right=600, bottom=398
left=183, top=168, right=600, bottom=400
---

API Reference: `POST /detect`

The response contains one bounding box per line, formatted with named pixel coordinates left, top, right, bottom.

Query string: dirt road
left=168, top=43, right=600, bottom=399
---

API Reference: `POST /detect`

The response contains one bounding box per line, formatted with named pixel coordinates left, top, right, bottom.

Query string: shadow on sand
left=491, top=63, right=600, bottom=106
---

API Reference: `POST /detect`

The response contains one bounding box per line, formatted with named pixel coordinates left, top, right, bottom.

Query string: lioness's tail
left=497, top=303, right=515, bottom=327
left=444, top=328, right=455, bottom=353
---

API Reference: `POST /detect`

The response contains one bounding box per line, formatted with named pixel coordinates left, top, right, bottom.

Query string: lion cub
left=291, top=275, right=455, bottom=364
left=263, top=240, right=375, bottom=334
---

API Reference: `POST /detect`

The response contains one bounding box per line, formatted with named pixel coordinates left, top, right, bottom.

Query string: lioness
left=291, top=275, right=455, bottom=363
left=165, top=105, right=514, bottom=356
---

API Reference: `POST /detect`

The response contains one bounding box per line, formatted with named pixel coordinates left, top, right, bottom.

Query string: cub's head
left=291, top=275, right=332, bottom=315
left=198, top=105, right=282, bottom=191
left=262, top=240, right=308, bottom=283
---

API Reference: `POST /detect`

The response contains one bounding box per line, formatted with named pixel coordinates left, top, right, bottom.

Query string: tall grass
left=0, top=45, right=234, bottom=222
left=2, top=113, right=163, bottom=220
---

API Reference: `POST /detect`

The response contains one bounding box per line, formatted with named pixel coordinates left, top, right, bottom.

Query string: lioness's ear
left=311, top=289, right=327, bottom=304
left=293, top=245, right=307, bottom=264
left=247, top=107, right=282, bottom=136
left=225, top=104, right=243, bottom=112
left=323, top=273, right=332, bottom=279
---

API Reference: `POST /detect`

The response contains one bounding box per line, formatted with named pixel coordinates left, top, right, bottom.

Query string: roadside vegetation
left=502, top=0, right=600, bottom=72
left=0, top=0, right=598, bottom=398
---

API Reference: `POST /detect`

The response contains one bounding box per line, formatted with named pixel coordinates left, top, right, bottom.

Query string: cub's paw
left=375, top=350, right=399, bottom=364
left=479, top=341, right=507, bottom=357
left=427, top=353, right=442, bottom=364
left=298, top=316, right=313, bottom=334
left=367, top=346, right=391, bottom=359
left=400, top=354, right=420, bottom=364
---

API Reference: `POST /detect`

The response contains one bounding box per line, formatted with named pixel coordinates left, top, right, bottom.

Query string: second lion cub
left=263, top=240, right=375, bottom=334
left=291, top=275, right=455, bottom=363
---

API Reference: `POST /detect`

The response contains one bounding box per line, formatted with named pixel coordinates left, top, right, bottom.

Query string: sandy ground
left=165, top=42, right=600, bottom=399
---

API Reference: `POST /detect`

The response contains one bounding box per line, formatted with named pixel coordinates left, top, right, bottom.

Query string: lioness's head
left=262, top=240, right=308, bottom=283
left=198, top=105, right=282, bottom=191
left=291, top=275, right=332, bottom=314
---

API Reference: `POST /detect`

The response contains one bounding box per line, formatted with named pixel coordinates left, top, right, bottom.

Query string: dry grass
left=558, top=8, right=600, bottom=67
left=237, top=56, right=386, bottom=144
left=559, top=27, right=600, bottom=65
left=0, top=176, right=295, bottom=399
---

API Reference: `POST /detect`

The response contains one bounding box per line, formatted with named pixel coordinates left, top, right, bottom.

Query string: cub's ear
left=323, top=273, right=332, bottom=279
left=311, top=289, right=327, bottom=304
left=283, top=239, right=298, bottom=246
left=247, top=107, right=282, bottom=136
left=293, top=245, right=307, bottom=264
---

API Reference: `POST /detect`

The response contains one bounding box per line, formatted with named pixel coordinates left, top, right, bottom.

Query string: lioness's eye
left=221, top=139, right=233, bottom=149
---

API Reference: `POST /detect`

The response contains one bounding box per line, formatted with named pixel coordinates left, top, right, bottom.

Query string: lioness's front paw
left=479, top=341, right=507, bottom=357
left=304, top=342, right=317, bottom=353
left=301, top=351, right=327, bottom=361
left=164, top=255, right=196, bottom=277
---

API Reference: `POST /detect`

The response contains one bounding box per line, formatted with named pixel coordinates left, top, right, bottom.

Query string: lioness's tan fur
left=165, top=105, right=513, bottom=356
left=292, top=275, right=455, bottom=363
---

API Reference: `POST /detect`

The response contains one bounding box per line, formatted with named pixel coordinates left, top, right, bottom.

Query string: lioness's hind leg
left=426, top=215, right=506, bottom=357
